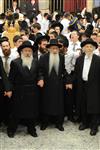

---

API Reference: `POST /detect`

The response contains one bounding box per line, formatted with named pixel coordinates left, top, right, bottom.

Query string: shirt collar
left=85, top=53, right=93, bottom=59
left=38, top=51, right=42, bottom=56
left=72, top=41, right=79, bottom=45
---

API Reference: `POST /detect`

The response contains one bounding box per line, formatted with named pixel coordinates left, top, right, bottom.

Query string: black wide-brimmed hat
left=35, top=35, right=50, bottom=44
left=85, top=24, right=93, bottom=36
left=18, top=41, right=33, bottom=53
left=58, top=38, right=69, bottom=48
left=81, top=38, right=98, bottom=49
left=46, top=39, right=62, bottom=48
left=51, top=22, right=63, bottom=32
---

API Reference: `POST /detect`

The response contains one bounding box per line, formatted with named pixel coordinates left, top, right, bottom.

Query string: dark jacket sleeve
left=38, top=55, right=45, bottom=81
left=9, top=60, right=18, bottom=86
left=0, top=57, right=12, bottom=91
left=72, top=56, right=80, bottom=84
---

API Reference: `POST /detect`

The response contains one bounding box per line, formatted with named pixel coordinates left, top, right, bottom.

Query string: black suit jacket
left=9, top=57, right=39, bottom=118
left=0, top=57, right=11, bottom=92
left=38, top=52, right=72, bottom=115
left=74, top=53, right=100, bottom=114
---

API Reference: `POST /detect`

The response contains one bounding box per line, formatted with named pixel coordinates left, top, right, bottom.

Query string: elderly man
left=74, top=38, right=100, bottom=136
left=38, top=39, right=72, bottom=131
left=7, top=41, right=39, bottom=138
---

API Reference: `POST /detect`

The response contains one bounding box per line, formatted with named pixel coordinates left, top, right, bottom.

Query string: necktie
left=73, top=43, right=76, bottom=52
left=4, top=56, right=9, bottom=75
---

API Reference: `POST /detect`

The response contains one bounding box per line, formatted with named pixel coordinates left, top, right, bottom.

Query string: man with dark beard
left=33, top=35, right=50, bottom=60
left=38, top=39, right=72, bottom=131
left=33, top=35, right=50, bottom=125
left=7, top=41, right=39, bottom=138
left=0, top=39, right=18, bottom=125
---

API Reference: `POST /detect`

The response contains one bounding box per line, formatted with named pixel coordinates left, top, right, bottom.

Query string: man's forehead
left=84, top=44, right=94, bottom=47
left=22, top=47, right=32, bottom=51
left=50, top=45, right=59, bottom=48
left=1, top=41, right=10, bottom=45
left=17, top=39, right=23, bottom=42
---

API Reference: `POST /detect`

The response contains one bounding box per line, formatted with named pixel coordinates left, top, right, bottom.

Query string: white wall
left=39, top=0, right=49, bottom=14
left=0, top=0, right=4, bottom=13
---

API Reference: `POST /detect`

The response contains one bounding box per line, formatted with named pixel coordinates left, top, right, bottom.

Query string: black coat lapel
left=30, top=58, right=37, bottom=73
left=17, top=58, right=31, bottom=77
left=58, top=54, right=61, bottom=75
left=46, top=53, right=49, bottom=74
left=16, top=58, right=23, bottom=72
left=88, top=54, right=96, bottom=82
left=80, top=54, right=85, bottom=79
left=33, top=51, right=38, bottom=60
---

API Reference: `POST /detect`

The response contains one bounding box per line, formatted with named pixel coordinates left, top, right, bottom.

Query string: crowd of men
left=0, top=0, right=100, bottom=138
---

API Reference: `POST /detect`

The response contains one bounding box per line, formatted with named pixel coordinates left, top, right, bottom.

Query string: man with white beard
left=38, top=39, right=72, bottom=131
left=7, top=41, right=39, bottom=138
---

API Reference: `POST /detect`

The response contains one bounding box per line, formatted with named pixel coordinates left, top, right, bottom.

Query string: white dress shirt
left=61, top=18, right=70, bottom=37
left=68, top=41, right=81, bottom=57
left=37, top=14, right=43, bottom=24
left=0, top=52, right=18, bottom=75
left=65, top=50, right=77, bottom=74
left=41, top=18, right=49, bottom=33
left=38, top=51, right=43, bottom=60
left=82, top=54, right=93, bottom=81
left=11, top=47, right=19, bottom=58
left=68, top=41, right=81, bottom=51
left=0, top=46, right=2, bottom=56
left=93, top=49, right=100, bottom=56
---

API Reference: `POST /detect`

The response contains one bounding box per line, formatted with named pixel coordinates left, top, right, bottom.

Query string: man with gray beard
left=38, top=39, right=72, bottom=131
left=7, top=41, right=39, bottom=138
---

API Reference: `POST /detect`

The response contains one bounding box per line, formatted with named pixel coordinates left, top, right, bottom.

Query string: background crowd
left=0, top=0, right=100, bottom=138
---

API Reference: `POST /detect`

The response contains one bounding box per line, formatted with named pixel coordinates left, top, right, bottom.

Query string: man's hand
left=37, top=80, right=44, bottom=88
left=4, top=91, right=12, bottom=98
left=65, top=84, right=73, bottom=90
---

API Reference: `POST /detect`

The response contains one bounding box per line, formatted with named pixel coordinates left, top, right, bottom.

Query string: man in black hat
left=33, top=35, right=50, bottom=60
left=38, top=39, right=72, bottom=131
left=7, top=41, right=39, bottom=138
left=51, top=22, right=68, bottom=44
left=74, top=38, right=100, bottom=136
left=33, top=35, right=50, bottom=125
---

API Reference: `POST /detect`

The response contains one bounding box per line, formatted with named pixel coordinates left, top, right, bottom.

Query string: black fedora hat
left=51, top=22, right=63, bottom=32
left=58, top=39, right=69, bottom=48
left=81, top=38, right=98, bottom=49
left=35, top=35, right=50, bottom=44
left=46, top=39, right=62, bottom=48
left=18, top=41, right=33, bottom=53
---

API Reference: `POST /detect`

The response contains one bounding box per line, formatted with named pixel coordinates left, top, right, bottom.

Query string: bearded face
left=49, top=45, right=60, bottom=75
left=21, top=47, right=33, bottom=69
left=39, top=40, right=48, bottom=53
left=1, top=41, right=11, bottom=57
left=49, top=52, right=59, bottom=75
